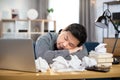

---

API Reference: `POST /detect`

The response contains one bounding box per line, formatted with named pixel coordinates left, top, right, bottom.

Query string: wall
left=48, top=0, right=79, bottom=32
left=0, top=0, right=37, bottom=19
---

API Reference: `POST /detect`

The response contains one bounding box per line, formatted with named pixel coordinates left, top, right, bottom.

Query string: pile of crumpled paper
left=35, top=55, right=97, bottom=72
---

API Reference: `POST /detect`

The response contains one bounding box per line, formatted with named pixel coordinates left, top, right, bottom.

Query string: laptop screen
left=0, top=39, right=38, bottom=72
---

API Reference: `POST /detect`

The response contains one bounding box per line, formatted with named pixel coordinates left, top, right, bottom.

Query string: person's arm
left=73, top=44, right=88, bottom=60
left=35, top=33, right=71, bottom=64
left=43, top=45, right=88, bottom=64
left=43, top=50, right=71, bottom=64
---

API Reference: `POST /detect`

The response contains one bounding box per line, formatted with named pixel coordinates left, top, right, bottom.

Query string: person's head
left=56, top=23, right=87, bottom=50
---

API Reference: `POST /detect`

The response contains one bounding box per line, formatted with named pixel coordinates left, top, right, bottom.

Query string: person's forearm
left=73, top=45, right=88, bottom=60
left=69, top=46, right=83, bottom=54
left=42, top=50, right=70, bottom=64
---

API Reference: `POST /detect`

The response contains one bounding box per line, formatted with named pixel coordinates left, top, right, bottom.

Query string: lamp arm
left=107, top=17, right=120, bottom=54
left=109, top=17, right=120, bottom=33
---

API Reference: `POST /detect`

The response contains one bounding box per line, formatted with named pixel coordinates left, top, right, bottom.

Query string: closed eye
left=64, top=35, right=68, bottom=41
left=69, top=43, right=75, bottom=48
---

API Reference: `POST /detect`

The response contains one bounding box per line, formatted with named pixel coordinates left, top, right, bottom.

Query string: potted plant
left=47, top=8, right=54, bottom=14
left=47, top=8, right=54, bottom=19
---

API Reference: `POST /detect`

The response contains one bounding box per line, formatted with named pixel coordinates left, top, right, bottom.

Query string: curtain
left=79, top=0, right=97, bottom=42
left=0, top=22, right=2, bottom=37
left=37, top=0, right=48, bottom=19
left=31, top=0, right=48, bottom=41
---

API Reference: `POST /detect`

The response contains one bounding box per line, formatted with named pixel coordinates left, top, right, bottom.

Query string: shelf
left=2, top=19, right=29, bottom=22
left=102, top=1, right=120, bottom=38
left=31, top=19, right=56, bottom=22
left=2, top=32, right=15, bottom=34
left=3, top=32, right=29, bottom=34
left=1, top=19, right=56, bottom=40
left=104, top=1, right=120, bottom=5
left=30, top=32, right=43, bottom=34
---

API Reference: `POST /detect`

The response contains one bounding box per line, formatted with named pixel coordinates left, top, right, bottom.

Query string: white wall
left=48, top=0, right=79, bottom=32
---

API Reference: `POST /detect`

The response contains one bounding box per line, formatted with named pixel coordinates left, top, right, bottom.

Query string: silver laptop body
left=0, top=39, right=38, bottom=72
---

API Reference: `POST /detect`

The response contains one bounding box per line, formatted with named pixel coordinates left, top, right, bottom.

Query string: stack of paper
left=89, top=51, right=113, bottom=67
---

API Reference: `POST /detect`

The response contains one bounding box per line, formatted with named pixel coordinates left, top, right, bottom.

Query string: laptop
left=0, top=39, right=39, bottom=72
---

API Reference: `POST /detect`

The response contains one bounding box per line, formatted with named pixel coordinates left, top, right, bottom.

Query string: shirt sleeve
left=43, top=50, right=71, bottom=64
left=43, top=45, right=88, bottom=64
left=73, top=44, right=88, bottom=60
left=35, top=33, right=71, bottom=64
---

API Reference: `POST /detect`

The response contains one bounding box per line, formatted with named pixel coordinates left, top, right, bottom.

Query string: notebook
left=0, top=39, right=38, bottom=72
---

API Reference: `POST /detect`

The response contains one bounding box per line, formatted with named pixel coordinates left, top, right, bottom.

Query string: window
left=48, top=0, right=79, bottom=32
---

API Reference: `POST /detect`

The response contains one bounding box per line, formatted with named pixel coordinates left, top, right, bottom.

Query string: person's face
left=56, top=30, right=80, bottom=50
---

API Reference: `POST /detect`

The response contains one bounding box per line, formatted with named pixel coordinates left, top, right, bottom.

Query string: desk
left=0, top=64, right=120, bottom=80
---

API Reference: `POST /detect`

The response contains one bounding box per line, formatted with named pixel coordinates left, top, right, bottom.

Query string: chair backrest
left=85, top=42, right=99, bottom=53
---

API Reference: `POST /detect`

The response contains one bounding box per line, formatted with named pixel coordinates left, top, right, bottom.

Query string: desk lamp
left=95, top=9, right=120, bottom=64
left=95, top=9, right=110, bottom=40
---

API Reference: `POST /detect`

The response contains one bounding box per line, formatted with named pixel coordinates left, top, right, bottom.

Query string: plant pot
left=47, top=13, right=53, bottom=20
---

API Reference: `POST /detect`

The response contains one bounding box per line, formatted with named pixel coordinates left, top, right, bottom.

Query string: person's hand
left=69, top=46, right=83, bottom=54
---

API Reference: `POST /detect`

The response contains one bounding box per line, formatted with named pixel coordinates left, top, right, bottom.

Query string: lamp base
left=112, top=56, right=120, bottom=64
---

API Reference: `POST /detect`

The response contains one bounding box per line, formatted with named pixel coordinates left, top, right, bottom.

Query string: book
left=93, top=58, right=113, bottom=63
left=89, top=51, right=113, bottom=58
left=96, top=62, right=112, bottom=67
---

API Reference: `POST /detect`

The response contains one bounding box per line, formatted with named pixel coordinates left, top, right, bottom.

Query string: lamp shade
left=95, top=15, right=108, bottom=28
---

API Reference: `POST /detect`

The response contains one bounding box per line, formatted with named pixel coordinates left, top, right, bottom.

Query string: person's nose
left=63, top=41, right=69, bottom=48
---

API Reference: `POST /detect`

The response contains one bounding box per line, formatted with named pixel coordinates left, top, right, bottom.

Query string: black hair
left=64, top=23, right=87, bottom=46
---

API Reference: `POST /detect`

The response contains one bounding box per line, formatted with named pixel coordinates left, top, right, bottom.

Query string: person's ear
left=58, top=29, right=63, bottom=34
